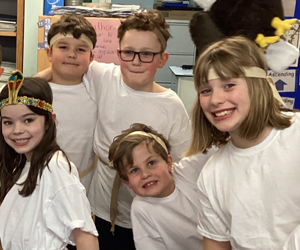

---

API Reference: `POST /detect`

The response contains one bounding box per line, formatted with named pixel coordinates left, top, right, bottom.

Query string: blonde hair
left=186, top=36, right=292, bottom=156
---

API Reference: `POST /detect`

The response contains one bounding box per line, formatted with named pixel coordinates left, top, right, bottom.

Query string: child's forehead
left=55, top=37, right=89, bottom=47
left=120, top=29, right=162, bottom=49
left=1, top=104, right=34, bottom=117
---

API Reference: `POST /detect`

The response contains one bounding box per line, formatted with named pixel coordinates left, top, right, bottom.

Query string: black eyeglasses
left=119, top=50, right=162, bottom=63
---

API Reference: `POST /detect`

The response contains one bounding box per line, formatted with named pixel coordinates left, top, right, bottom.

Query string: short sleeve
left=44, top=184, right=98, bottom=245
left=282, top=224, right=300, bottom=250
left=167, top=102, right=192, bottom=163
left=197, top=170, right=231, bottom=242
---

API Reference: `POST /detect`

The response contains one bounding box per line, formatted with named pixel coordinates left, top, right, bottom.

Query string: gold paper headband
left=0, top=70, right=53, bottom=113
left=49, top=33, right=94, bottom=51
left=207, top=66, right=286, bottom=107
left=123, top=131, right=168, bottom=153
left=109, top=130, right=168, bottom=167
left=152, top=28, right=167, bottom=51
left=208, top=67, right=267, bottom=80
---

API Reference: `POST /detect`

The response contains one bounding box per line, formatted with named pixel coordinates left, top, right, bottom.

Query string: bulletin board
left=269, top=0, right=300, bottom=109
left=37, top=15, right=122, bottom=72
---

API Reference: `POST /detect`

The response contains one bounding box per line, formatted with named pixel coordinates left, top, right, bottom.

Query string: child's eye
left=59, top=46, right=67, bottom=50
left=148, top=160, right=156, bottom=166
left=130, top=168, right=138, bottom=174
left=225, top=83, right=235, bottom=89
left=78, top=48, right=87, bottom=52
left=123, top=50, right=134, bottom=56
left=24, top=118, right=34, bottom=124
left=2, top=120, right=12, bottom=126
left=199, top=88, right=211, bottom=95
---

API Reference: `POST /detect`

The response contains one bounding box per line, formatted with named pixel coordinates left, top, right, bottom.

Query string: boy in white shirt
left=108, top=123, right=214, bottom=250
left=45, top=14, right=97, bottom=194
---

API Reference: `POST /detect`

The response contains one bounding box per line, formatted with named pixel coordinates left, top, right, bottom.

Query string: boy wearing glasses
left=84, top=10, right=191, bottom=250
left=37, top=10, right=191, bottom=250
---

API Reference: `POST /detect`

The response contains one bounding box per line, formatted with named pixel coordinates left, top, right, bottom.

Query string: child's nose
left=132, top=53, right=141, bottom=65
left=211, top=89, right=225, bottom=106
left=67, top=50, right=76, bottom=58
left=141, top=169, right=151, bottom=179
left=13, top=123, right=24, bottom=134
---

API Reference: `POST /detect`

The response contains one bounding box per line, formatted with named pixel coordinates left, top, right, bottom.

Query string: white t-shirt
left=83, top=61, right=192, bottom=228
left=283, top=224, right=300, bottom=250
left=49, top=82, right=97, bottom=193
left=131, top=151, right=216, bottom=250
left=0, top=151, right=98, bottom=250
left=197, top=112, right=300, bottom=250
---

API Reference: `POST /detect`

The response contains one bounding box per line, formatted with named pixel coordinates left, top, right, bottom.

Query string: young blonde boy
left=45, top=14, right=97, bottom=194
left=109, top=123, right=214, bottom=250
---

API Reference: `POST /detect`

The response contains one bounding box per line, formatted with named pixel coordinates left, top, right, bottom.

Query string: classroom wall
left=23, top=0, right=43, bottom=76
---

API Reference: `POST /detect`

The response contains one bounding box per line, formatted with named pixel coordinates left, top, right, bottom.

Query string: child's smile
left=1, top=105, right=46, bottom=161
left=199, top=77, right=250, bottom=138
left=124, top=142, right=175, bottom=198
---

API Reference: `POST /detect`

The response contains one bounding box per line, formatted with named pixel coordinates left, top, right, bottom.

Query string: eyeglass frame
left=118, top=50, right=163, bottom=63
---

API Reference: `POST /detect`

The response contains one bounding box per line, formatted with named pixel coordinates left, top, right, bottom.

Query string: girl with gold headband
left=0, top=71, right=99, bottom=250
left=185, top=36, right=300, bottom=250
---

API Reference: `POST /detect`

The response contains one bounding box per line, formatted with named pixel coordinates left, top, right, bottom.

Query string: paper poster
left=283, top=22, right=300, bottom=67
left=268, top=70, right=296, bottom=92
left=37, top=17, right=52, bottom=49
left=282, top=97, right=295, bottom=109
left=88, top=18, right=121, bottom=65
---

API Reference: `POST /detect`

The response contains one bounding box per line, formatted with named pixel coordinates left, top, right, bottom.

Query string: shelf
left=0, top=31, right=16, bottom=37
left=0, top=0, right=24, bottom=71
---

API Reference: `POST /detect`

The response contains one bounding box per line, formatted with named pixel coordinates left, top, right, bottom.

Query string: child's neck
left=51, top=73, right=82, bottom=86
left=230, top=125, right=273, bottom=149
left=125, top=81, right=167, bottom=93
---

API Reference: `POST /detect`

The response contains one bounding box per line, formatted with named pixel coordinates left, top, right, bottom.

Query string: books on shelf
left=0, top=14, right=16, bottom=32
left=51, top=5, right=142, bottom=17
left=0, top=20, right=16, bottom=32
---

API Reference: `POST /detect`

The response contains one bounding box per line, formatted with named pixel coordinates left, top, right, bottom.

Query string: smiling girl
left=185, top=36, right=300, bottom=250
left=0, top=71, right=99, bottom=250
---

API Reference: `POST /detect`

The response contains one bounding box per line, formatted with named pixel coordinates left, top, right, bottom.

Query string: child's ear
left=158, top=51, right=169, bottom=68
left=90, top=52, right=94, bottom=62
left=121, top=178, right=130, bottom=186
left=52, top=112, right=56, bottom=123
left=117, top=49, right=121, bottom=59
left=167, top=154, right=173, bottom=172
left=46, top=47, right=53, bottom=62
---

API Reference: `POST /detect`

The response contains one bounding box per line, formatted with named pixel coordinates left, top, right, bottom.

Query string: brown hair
left=47, top=14, right=97, bottom=49
left=117, top=10, right=171, bottom=51
left=0, top=77, right=71, bottom=202
left=109, top=123, right=171, bottom=181
left=186, top=36, right=293, bottom=156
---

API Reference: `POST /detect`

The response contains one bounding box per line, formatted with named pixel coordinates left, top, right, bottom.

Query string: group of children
left=0, top=8, right=299, bottom=250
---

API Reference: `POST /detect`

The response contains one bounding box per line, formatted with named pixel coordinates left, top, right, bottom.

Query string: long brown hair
left=186, top=36, right=293, bottom=156
left=0, top=77, right=71, bottom=202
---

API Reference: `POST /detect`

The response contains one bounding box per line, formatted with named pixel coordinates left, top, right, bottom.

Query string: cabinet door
left=167, top=20, right=195, bottom=55
left=155, top=54, right=195, bottom=83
